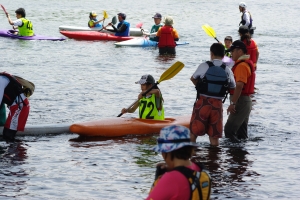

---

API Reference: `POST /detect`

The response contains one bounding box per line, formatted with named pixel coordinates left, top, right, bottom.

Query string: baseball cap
left=239, top=2, right=247, bottom=8
left=117, top=13, right=126, bottom=19
left=238, top=25, right=249, bottom=34
left=225, top=40, right=247, bottom=53
left=135, top=74, right=155, bottom=84
left=153, top=125, right=199, bottom=153
left=152, top=13, right=162, bottom=19
left=90, top=11, right=97, bottom=17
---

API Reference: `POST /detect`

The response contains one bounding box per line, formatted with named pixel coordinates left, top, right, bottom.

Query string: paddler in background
left=5, top=8, right=34, bottom=36
left=156, top=16, right=179, bottom=55
left=149, top=13, right=163, bottom=41
left=224, top=36, right=233, bottom=57
left=88, top=11, right=104, bottom=28
left=238, top=2, right=254, bottom=34
left=105, top=13, right=130, bottom=36
left=121, top=74, right=164, bottom=120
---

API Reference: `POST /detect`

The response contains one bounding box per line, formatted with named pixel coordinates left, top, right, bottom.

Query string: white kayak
left=58, top=25, right=149, bottom=36
left=0, top=124, right=70, bottom=136
left=115, top=37, right=189, bottom=47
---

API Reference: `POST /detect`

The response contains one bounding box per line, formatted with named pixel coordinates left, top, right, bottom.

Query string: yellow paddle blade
left=202, top=24, right=216, bottom=38
left=157, top=61, right=185, bottom=84
left=103, top=10, right=108, bottom=19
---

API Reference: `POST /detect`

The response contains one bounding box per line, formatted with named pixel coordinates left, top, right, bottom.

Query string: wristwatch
left=231, top=102, right=236, bottom=105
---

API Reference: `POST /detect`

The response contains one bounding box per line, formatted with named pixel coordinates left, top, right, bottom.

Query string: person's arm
left=243, top=12, right=251, bottom=27
left=6, top=14, right=14, bottom=25
left=94, top=18, right=104, bottom=25
left=227, top=81, right=243, bottom=114
left=121, top=100, right=139, bottom=114
left=190, top=76, right=198, bottom=86
left=173, top=29, right=179, bottom=41
left=111, top=23, right=127, bottom=33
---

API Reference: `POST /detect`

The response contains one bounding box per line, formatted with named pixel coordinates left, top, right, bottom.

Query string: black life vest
left=196, top=61, right=229, bottom=99
left=240, top=11, right=253, bottom=28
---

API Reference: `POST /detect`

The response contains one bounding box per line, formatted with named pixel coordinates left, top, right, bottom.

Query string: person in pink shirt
left=146, top=125, right=211, bottom=200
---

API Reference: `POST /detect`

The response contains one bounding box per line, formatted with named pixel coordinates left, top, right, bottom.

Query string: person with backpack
left=146, top=125, right=211, bottom=200
left=190, top=43, right=236, bottom=146
left=5, top=8, right=34, bottom=36
left=0, top=72, right=30, bottom=142
left=224, top=40, right=256, bottom=141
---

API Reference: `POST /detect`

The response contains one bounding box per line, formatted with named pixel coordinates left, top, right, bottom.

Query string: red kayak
left=59, top=31, right=134, bottom=41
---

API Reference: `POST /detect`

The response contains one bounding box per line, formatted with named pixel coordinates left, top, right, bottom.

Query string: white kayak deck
left=0, top=124, right=71, bottom=136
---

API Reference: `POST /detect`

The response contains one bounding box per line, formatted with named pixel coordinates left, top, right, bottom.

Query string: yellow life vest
left=150, top=163, right=211, bottom=200
left=18, top=18, right=34, bottom=36
left=139, top=94, right=164, bottom=120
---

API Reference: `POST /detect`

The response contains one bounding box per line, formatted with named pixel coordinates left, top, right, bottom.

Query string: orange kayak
left=69, top=115, right=191, bottom=137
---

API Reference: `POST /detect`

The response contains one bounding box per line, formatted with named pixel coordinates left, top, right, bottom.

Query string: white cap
left=239, top=2, right=247, bottom=8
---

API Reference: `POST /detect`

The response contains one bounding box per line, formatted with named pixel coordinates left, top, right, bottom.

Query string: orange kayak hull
left=69, top=115, right=191, bottom=137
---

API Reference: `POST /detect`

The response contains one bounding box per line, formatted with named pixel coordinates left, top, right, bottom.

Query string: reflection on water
left=0, top=142, right=28, bottom=198
left=193, top=142, right=260, bottom=199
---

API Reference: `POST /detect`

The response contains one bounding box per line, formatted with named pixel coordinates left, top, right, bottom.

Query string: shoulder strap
left=220, top=63, right=226, bottom=70
left=205, top=61, right=214, bottom=67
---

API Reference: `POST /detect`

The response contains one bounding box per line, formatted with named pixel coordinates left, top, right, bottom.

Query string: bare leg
left=190, top=133, right=197, bottom=143
left=209, top=137, right=219, bottom=146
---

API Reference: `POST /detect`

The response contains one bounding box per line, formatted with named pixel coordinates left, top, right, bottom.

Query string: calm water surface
left=0, top=0, right=299, bottom=199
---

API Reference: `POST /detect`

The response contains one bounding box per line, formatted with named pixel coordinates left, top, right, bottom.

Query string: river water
left=0, top=0, right=299, bottom=199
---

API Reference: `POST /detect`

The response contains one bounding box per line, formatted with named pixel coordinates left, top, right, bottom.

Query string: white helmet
left=239, top=2, right=247, bottom=8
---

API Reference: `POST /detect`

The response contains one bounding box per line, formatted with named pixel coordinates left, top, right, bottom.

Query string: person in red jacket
left=156, top=16, right=179, bottom=55
left=239, top=25, right=259, bottom=70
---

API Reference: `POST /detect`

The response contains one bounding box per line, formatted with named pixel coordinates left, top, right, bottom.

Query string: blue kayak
left=0, top=29, right=65, bottom=41
left=115, top=37, right=189, bottom=47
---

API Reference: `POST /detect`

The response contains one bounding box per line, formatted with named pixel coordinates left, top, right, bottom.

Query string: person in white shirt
left=239, top=2, right=253, bottom=29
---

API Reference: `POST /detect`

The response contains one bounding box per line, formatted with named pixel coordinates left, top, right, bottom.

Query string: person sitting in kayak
left=105, top=13, right=130, bottom=36
left=6, top=8, right=34, bottom=36
left=224, top=36, right=233, bottom=57
left=156, top=16, right=179, bottom=55
left=146, top=125, right=211, bottom=200
left=88, top=11, right=104, bottom=28
left=121, top=74, right=164, bottom=120
left=149, top=13, right=163, bottom=41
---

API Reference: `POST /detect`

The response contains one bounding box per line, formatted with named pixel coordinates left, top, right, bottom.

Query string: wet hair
left=240, top=32, right=252, bottom=46
left=15, top=8, right=26, bottom=17
left=170, top=146, right=194, bottom=160
left=210, top=43, right=225, bottom=57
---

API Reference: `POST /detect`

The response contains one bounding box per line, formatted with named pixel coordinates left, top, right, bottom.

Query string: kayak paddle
left=0, top=4, right=8, bottom=17
left=102, top=10, right=108, bottom=27
left=99, top=16, right=117, bottom=32
left=202, top=24, right=220, bottom=42
left=117, top=61, right=185, bottom=117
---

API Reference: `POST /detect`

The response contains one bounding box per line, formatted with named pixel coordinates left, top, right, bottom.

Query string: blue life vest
left=196, top=61, right=229, bottom=98
left=115, top=20, right=130, bottom=36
